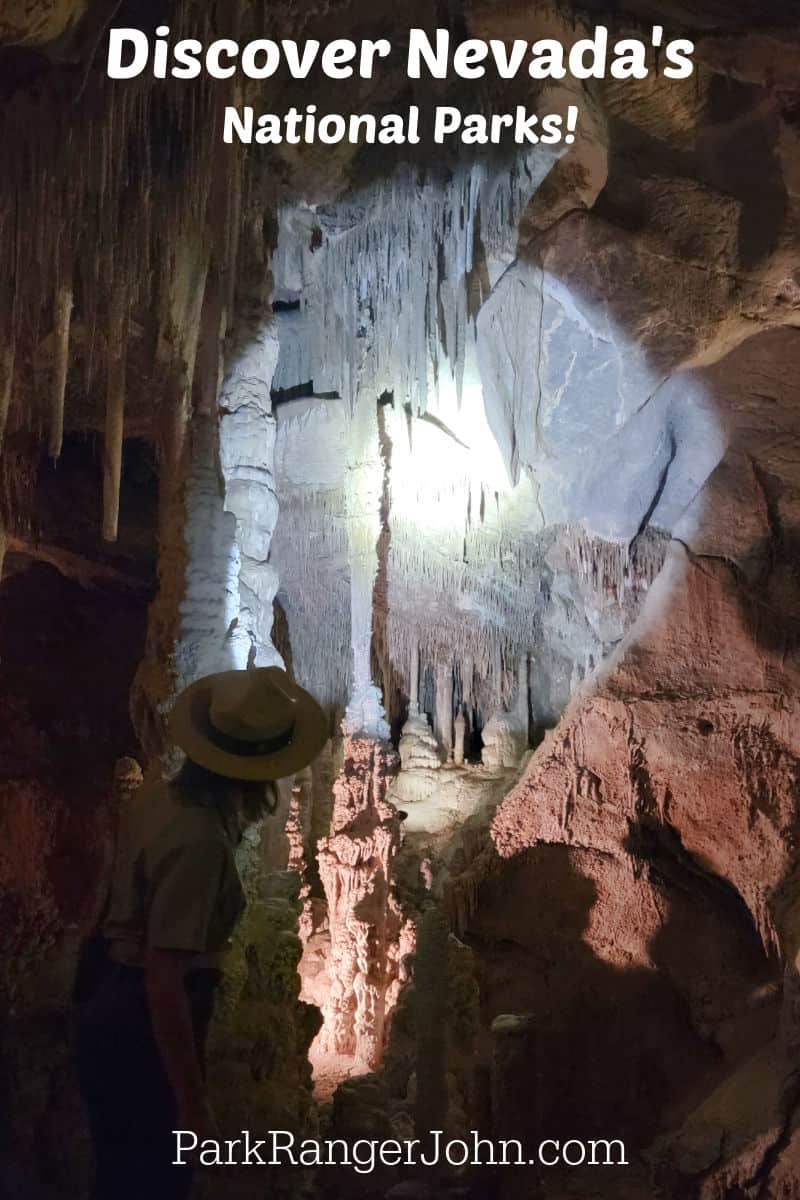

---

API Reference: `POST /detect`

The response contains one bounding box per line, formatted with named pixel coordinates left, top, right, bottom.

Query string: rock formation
left=316, top=737, right=409, bottom=1071
left=398, top=648, right=442, bottom=771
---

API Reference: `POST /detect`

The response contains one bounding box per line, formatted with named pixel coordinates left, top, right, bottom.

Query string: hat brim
left=168, top=669, right=329, bottom=781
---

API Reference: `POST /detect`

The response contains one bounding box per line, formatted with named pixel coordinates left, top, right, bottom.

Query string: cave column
left=433, top=659, right=454, bottom=757
left=172, top=415, right=245, bottom=690
left=315, top=389, right=408, bottom=1069
left=515, top=654, right=529, bottom=727
left=132, top=218, right=285, bottom=759
left=218, top=305, right=282, bottom=670
left=408, top=641, right=420, bottom=713
left=453, top=708, right=467, bottom=766
left=342, top=394, right=389, bottom=738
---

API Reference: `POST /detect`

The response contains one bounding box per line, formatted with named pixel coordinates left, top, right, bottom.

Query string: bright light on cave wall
left=269, top=158, right=729, bottom=743
left=388, top=373, right=514, bottom=534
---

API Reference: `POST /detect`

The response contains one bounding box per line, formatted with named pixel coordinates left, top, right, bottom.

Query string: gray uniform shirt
left=104, top=779, right=246, bottom=967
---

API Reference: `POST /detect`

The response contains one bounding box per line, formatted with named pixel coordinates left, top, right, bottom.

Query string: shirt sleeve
left=146, top=839, right=228, bottom=954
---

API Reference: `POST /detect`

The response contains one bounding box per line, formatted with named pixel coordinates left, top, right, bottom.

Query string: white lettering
left=663, top=38, right=695, bottom=78
left=568, top=26, right=608, bottom=79
left=434, top=106, right=461, bottom=143
left=489, top=39, right=528, bottom=78
left=206, top=39, right=239, bottom=79
left=562, top=1139, right=587, bottom=1166
left=453, top=39, right=489, bottom=79
left=539, top=1139, right=560, bottom=1167
left=281, top=39, right=320, bottom=78
left=172, top=1131, right=197, bottom=1166
left=223, top=106, right=253, bottom=144
left=171, top=38, right=202, bottom=79
left=269, top=1130, right=297, bottom=1165
left=241, top=40, right=280, bottom=79
left=321, top=38, right=357, bottom=79
left=107, top=29, right=149, bottom=79
left=529, top=39, right=566, bottom=79
left=610, top=38, right=648, bottom=80
left=360, top=39, right=392, bottom=78
left=589, top=1138, right=629, bottom=1166
left=408, top=29, right=449, bottom=79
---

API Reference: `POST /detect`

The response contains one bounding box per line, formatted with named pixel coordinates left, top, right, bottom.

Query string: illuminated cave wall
left=264, top=73, right=800, bottom=1195
left=269, top=153, right=725, bottom=756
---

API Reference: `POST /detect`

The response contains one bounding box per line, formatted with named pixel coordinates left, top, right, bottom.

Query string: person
left=75, top=666, right=327, bottom=1200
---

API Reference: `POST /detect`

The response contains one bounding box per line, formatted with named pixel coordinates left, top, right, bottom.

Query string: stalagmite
left=482, top=656, right=529, bottom=770
left=0, top=340, right=13, bottom=448
left=48, top=276, right=73, bottom=460
left=316, top=737, right=405, bottom=1068
left=453, top=707, right=467, bottom=766
left=398, top=708, right=441, bottom=772
left=434, top=659, right=454, bottom=756
left=398, top=642, right=441, bottom=772
left=102, top=284, right=127, bottom=542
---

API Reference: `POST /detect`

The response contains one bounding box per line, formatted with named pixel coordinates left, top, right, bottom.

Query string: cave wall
left=0, top=449, right=155, bottom=1194
left=262, top=8, right=800, bottom=1193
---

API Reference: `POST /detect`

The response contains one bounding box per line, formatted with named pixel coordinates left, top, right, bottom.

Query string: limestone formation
left=452, top=708, right=467, bottom=768
left=481, top=658, right=530, bottom=771
left=316, top=737, right=407, bottom=1069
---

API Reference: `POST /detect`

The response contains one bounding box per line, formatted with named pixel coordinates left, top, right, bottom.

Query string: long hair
left=171, top=756, right=278, bottom=820
left=171, top=756, right=233, bottom=796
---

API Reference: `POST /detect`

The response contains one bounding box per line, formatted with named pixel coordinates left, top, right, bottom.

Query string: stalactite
left=273, top=151, right=553, bottom=413
left=226, top=156, right=243, bottom=324
left=0, top=339, right=14, bottom=449
left=102, top=283, right=127, bottom=542
left=48, top=274, right=73, bottom=461
left=0, top=0, right=256, bottom=477
left=559, top=524, right=669, bottom=600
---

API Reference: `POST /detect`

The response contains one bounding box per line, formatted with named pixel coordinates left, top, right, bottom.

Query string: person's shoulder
left=161, top=783, right=229, bottom=844
left=147, top=800, right=231, bottom=883
left=126, top=776, right=172, bottom=813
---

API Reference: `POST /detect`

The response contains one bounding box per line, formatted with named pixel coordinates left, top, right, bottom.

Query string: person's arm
left=145, top=946, right=215, bottom=1137
left=144, top=839, right=229, bottom=1138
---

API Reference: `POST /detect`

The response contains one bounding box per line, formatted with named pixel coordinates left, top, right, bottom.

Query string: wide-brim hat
left=168, top=667, right=328, bottom=781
